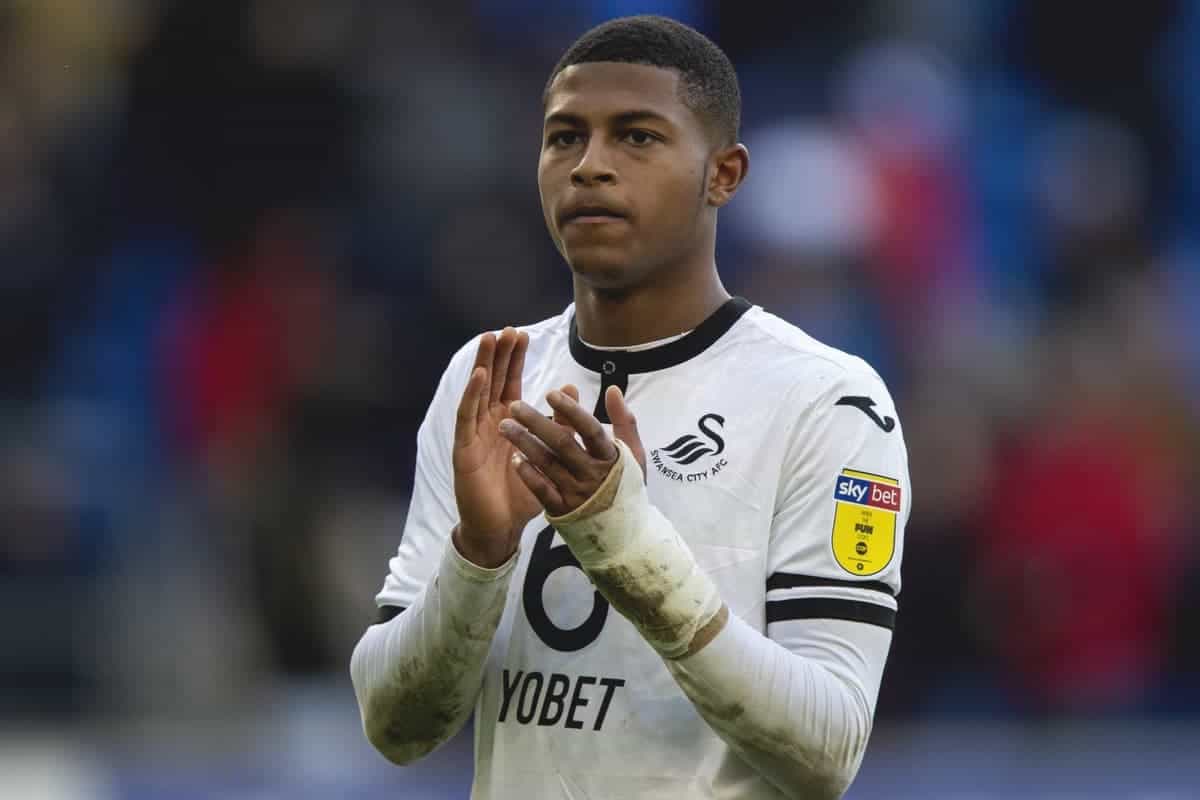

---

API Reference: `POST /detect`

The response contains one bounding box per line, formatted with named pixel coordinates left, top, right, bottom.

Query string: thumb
left=605, top=385, right=646, bottom=480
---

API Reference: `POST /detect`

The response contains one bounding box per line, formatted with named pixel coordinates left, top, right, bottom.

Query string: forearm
left=548, top=440, right=882, bottom=797
left=545, top=441, right=722, bottom=658
left=350, top=534, right=516, bottom=764
left=667, top=613, right=884, bottom=799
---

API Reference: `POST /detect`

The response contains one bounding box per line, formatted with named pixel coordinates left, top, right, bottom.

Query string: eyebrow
left=544, top=109, right=674, bottom=129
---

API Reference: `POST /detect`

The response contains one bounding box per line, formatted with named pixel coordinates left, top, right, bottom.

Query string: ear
left=706, top=143, right=749, bottom=208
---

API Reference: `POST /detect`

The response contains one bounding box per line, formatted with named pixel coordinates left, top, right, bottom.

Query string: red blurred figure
left=977, top=340, right=1185, bottom=715
left=159, top=211, right=332, bottom=485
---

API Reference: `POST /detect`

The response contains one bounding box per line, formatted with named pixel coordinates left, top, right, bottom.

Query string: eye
left=622, top=129, right=660, bottom=146
left=547, top=130, right=582, bottom=148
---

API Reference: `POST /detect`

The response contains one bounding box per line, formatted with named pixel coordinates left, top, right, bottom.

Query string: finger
left=499, top=418, right=576, bottom=487
left=454, top=367, right=487, bottom=448
left=511, top=452, right=565, bottom=513
left=490, top=328, right=517, bottom=405
left=473, top=334, right=496, bottom=423
left=547, top=389, right=616, bottom=462
left=509, top=400, right=592, bottom=476
left=552, top=384, right=580, bottom=427
left=606, top=385, right=647, bottom=476
left=501, top=331, right=529, bottom=405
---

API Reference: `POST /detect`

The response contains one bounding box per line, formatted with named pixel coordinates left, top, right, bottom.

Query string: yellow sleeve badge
left=831, top=468, right=900, bottom=576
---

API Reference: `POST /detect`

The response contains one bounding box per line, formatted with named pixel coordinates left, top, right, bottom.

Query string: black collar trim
left=568, top=296, right=752, bottom=374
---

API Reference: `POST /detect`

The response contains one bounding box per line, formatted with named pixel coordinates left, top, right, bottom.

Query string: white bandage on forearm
left=547, top=439, right=722, bottom=659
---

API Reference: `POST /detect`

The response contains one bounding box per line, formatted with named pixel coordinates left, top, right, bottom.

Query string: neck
left=572, top=266, right=730, bottom=347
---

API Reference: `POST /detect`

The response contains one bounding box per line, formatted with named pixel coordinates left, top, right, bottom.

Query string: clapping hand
left=499, top=385, right=646, bottom=518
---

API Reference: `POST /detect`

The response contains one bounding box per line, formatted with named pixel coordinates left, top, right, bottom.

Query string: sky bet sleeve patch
left=831, top=469, right=900, bottom=577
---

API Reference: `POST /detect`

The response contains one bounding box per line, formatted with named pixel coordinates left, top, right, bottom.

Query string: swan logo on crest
left=651, top=413, right=729, bottom=483
left=659, top=413, right=725, bottom=466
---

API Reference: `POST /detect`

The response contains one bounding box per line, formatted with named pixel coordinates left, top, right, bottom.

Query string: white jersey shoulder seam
left=740, top=307, right=881, bottom=380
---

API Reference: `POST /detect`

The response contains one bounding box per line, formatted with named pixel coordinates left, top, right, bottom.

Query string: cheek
left=536, top=167, right=558, bottom=230
left=537, top=155, right=559, bottom=192
left=650, top=167, right=705, bottom=225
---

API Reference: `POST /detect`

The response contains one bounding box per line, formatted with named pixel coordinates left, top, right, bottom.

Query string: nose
left=570, top=140, right=616, bottom=186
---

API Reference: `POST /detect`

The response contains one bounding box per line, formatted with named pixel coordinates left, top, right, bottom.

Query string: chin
left=566, top=252, right=641, bottom=290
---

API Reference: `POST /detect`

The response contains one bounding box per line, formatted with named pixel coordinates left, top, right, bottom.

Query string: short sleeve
left=374, top=338, right=479, bottom=613
left=765, top=365, right=911, bottom=635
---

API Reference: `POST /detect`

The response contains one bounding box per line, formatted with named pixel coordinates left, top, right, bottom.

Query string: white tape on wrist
left=547, top=439, right=722, bottom=659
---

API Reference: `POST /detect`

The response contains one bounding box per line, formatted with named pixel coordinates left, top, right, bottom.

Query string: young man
left=351, top=15, right=909, bottom=800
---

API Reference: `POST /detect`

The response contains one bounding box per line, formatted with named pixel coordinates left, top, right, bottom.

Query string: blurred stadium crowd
left=3, top=0, right=1200, bottom=739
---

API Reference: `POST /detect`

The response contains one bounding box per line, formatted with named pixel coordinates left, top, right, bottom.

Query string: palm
left=455, top=395, right=541, bottom=530
left=452, top=329, right=539, bottom=555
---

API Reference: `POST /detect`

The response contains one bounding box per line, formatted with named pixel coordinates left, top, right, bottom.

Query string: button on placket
left=594, top=359, right=628, bottom=424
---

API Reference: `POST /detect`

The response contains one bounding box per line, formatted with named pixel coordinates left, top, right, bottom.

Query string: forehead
left=544, top=62, right=691, bottom=126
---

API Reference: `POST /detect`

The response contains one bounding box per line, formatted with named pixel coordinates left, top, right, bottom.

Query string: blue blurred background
left=2, top=1, right=1199, bottom=797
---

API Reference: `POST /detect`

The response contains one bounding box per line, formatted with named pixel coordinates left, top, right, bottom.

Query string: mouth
left=559, top=205, right=628, bottom=226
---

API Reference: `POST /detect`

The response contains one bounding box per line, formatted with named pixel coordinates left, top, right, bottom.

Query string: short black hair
left=545, top=15, right=741, bottom=146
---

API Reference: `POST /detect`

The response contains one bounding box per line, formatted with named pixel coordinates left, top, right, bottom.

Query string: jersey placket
left=593, top=357, right=629, bottom=424
left=567, top=297, right=753, bottom=425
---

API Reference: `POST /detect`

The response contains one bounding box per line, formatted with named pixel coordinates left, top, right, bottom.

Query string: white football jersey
left=375, top=297, right=910, bottom=799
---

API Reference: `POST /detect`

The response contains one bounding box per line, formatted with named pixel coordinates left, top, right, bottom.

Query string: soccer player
left=351, top=15, right=909, bottom=800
